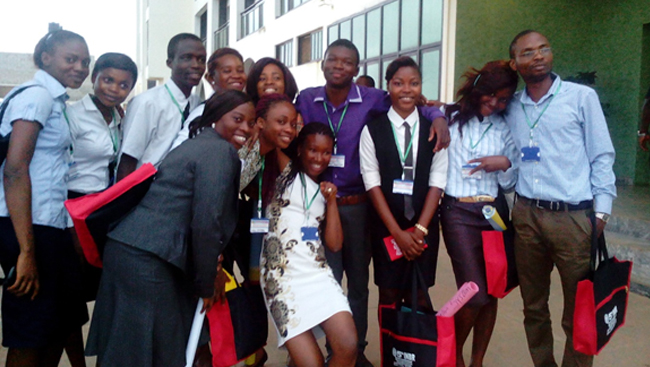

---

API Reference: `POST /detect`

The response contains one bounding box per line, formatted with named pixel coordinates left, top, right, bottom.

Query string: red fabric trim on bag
left=64, top=163, right=157, bottom=267
left=436, top=316, right=456, bottom=367
left=573, top=279, right=597, bottom=355
left=379, top=329, right=438, bottom=347
left=482, top=231, right=509, bottom=298
left=208, top=299, right=239, bottom=367
left=595, top=285, right=629, bottom=310
left=592, top=257, right=632, bottom=354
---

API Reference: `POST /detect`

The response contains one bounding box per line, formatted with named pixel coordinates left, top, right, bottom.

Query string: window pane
left=400, top=0, right=419, bottom=50
left=381, top=56, right=396, bottom=88
left=422, top=0, right=443, bottom=45
left=366, top=8, right=381, bottom=59
left=421, top=49, right=440, bottom=100
left=311, top=30, right=323, bottom=61
left=339, top=20, right=351, bottom=40
left=328, top=25, right=338, bottom=44
left=352, top=15, right=366, bottom=60
left=366, top=62, right=380, bottom=89
left=382, top=1, right=398, bottom=54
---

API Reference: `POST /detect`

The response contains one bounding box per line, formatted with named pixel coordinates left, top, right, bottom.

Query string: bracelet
left=414, top=223, right=428, bottom=236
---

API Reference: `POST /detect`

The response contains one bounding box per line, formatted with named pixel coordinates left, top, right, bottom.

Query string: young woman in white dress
left=261, top=122, right=357, bottom=367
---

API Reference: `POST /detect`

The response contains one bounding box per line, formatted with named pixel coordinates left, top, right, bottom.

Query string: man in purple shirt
left=295, top=39, right=448, bottom=366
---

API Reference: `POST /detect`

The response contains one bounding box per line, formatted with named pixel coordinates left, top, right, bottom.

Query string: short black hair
left=509, top=29, right=541, bottom=59
left=356, top=75, right=375, bottom=88
left=33, top=30, right=86, bottom=69
left=167, top=33, right=203, bottom=60
left=92, top=53, right=138, bottom=85
left=324, top=39, right=360, bottom=66
left=385, top=56, right=421, bottom=83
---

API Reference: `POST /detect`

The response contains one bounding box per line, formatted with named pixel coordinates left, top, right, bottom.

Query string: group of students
left=0, top=27, right=615, bottom=367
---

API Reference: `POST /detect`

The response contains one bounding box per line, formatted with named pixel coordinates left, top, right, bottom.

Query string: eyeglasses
left=518, top=47, right=552, bottom=59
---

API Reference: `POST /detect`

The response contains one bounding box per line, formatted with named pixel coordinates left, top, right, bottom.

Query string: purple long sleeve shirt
left=296, top=84, right=444, bottom=197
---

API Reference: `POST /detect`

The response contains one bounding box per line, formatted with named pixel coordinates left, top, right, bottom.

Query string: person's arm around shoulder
left=639, top=96, right=650, bottom=151
left=420, top=104, right=450, bottom=152
left=4, top=120, right=42, bottom=300
left=320, top=181, right=343, bottom=252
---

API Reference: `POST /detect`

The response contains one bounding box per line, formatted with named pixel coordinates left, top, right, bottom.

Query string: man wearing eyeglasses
left=505, top=30, right=616, bottom=367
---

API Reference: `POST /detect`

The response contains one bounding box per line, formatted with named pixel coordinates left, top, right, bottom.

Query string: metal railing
left=214, top=22, right=229, bottom=49
left=240, top=1, right=263, bottom=39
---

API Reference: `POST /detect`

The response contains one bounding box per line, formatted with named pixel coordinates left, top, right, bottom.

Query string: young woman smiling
left=359, top=56, right=448, bottom=311
left=261, top=122, right=356, bottom=367
left=0, top=30, right=91, bottom=367
left=440, top=60, right=519, bottom=367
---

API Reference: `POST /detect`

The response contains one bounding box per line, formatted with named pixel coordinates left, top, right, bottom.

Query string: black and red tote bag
left=573, top=214, right=632, bottom=355
left=207, top=271, right=268, bottom=367
left=379, top=264, right=455, bottom=367
left=482, top=229, right=519, bottom=298
left=64, top=163, right=156, bottom=267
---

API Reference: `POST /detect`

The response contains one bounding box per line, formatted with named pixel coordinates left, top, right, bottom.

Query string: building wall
left=135, top=0, right=196, bottom=94
left=455, top=0, right=650, bottom=185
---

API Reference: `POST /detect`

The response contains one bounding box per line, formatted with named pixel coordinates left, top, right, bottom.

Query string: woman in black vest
left=359, top=57, right=448, bottom=308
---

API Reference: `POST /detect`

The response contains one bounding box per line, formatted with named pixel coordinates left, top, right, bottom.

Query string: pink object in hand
left=437, top=282, right=479, bottom=317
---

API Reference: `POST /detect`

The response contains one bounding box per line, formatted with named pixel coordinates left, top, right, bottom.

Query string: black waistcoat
left=366, top=112, right=438, bottom=235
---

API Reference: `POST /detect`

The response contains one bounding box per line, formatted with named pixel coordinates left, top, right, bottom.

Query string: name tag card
left=393, top=179, right=414, bottom=195
left=328, top=154, right=345, bottom=168
left=250, top=218, right=269, bottom=233
left=301, top=226, right=319, bottom=241
left=521, top=146, right=541, bottom=162
left=461, top=163, right=483, bottom=179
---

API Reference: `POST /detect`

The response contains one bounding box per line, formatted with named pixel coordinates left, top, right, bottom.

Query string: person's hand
left=320, top=182, right=337, bottom=202
left=213, top=267, right=228, bottom=305
left=201, top=296, right=216, bottom=313
left=393, top=229, right=425, bottom=261
left=7, top=251, right=39, bottom=300
left=245, top=127, right=260, bottom=151
left=589, top=217, right=607, bottom=238
left=639, top=135, right=650, bottom=151
left=468, top=156, right=511, bottom=174
left=428, top=117, right=450, bottom=152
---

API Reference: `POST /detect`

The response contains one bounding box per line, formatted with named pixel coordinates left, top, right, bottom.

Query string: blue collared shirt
left=445, top=112, right=518, bottom=198
left=0, top=70, right=71, bottom=228
left=296, top=84, right=444, bottom=197
left=504, top=74, right=616, bottom=214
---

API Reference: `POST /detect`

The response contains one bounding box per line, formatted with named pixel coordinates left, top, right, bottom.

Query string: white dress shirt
left=171, top=102, right=204, bottom=150
left=0, top=70, right=71, bottom=229
left=445, top=112, right=518, bottom=198
left=505, top=74, right=616, bottom=214
left=67, top=94, right=121, bottom=193
left=359, top=107, right=448, bottom=191
left=119, top=79, right=200, bottom=168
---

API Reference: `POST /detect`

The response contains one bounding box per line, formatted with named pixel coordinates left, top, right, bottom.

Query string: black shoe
left=355, top=352, right=373, bottom=367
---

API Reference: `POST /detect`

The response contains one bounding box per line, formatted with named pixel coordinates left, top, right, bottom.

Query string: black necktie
left=181, top=102, right=191, bottom=129
left=403, top=122, right=415, bottom=220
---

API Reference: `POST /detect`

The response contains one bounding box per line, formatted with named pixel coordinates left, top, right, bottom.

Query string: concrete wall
left=454, top=0, right=650, bottom=185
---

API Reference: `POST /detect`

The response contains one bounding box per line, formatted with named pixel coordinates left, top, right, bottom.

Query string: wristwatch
left=595, top=212, right=610, bottom=223
left=638, top=130, right=647, bottom=137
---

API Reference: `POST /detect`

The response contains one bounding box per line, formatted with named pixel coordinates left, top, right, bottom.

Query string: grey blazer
left=108, top=128, right=241, bottom=297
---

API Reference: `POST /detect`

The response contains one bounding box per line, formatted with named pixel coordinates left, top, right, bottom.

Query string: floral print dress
left=260, top=167, right=350, bottom=347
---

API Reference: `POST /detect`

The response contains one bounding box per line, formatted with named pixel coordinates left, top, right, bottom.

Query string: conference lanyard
left=164, top=84, right=188, bottom=127
left=257, top=156, right=265, bottom=219
left=389, top=120, right=418, bottom=175
left=520, top=80, right=562, bottom=143
left=469, top=122, right=492, bottom=150
left=322, top=101, right=349, bottom=154
left=300, top=172, right=320, bottom=220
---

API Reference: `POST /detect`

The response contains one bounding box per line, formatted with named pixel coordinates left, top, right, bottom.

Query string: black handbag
left=379, top=264, right=455, bottom=367
left=0, top=85, right=38, bottom=163
left=207, top=271, right=268, bottom=367
left=573, top=214, right=632, bottom=355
